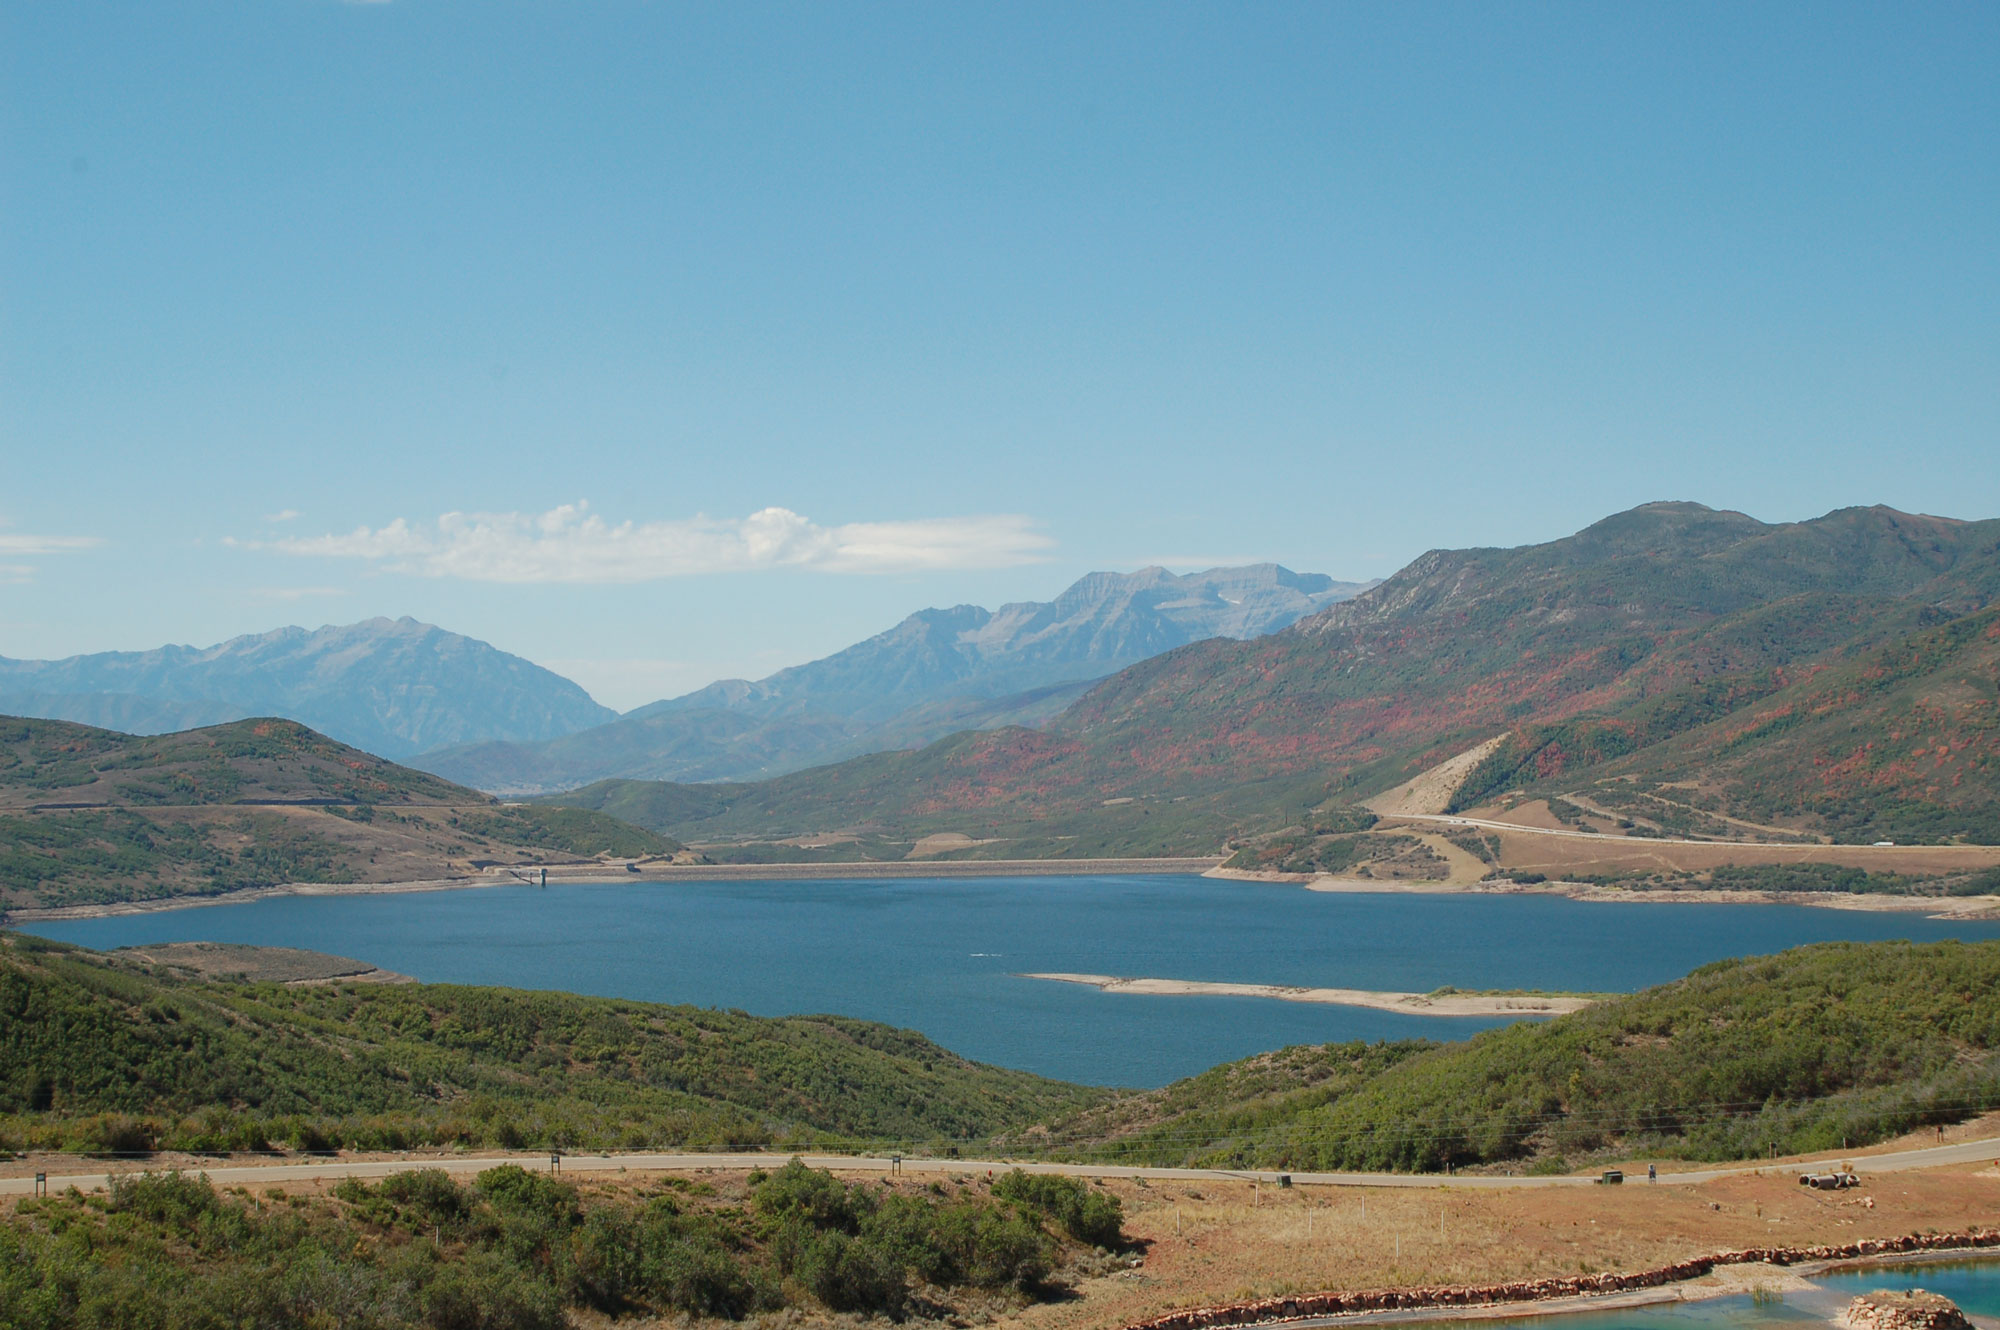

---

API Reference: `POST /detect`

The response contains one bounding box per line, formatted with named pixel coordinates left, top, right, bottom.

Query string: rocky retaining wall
left=1841, top=1290, right=1974, bottom=1330
left=1124, top=1228, right=2000, bottom=1330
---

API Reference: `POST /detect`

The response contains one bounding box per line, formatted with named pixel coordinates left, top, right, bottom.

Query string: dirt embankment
left=1365, top=737, right=1509, bottom=817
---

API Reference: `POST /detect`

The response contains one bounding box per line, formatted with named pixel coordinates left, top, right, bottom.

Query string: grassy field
left=1016, top=1152, right=2000, bottom=1330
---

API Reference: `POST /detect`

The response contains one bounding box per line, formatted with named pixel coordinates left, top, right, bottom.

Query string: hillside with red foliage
left=549, top=503, right=2000, bottom=851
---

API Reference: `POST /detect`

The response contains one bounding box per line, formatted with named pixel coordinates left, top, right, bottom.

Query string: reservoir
left=23, top=875, right=2000, bottom=1087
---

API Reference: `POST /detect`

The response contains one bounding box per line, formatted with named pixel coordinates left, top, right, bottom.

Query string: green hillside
left=11, top=932, right=1999, bottom=1182
left=0, top=932, right=1101, bottom=1155
left=1031, top=939, right=2000, bottom=1172
left=0, top=717, right=678, bottom=912
left=0, top=714, right=473, bottom=808
left=543, top=504, right=2000, bottom=858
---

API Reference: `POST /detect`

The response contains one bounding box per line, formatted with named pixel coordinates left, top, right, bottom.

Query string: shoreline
left=1022, top=972, right=1598, bottom=1017
left=1123, top=1231, right=2000, bottom=1330
left=0, top=857, right=1227, bottom=924
left=11, top=855, right=1997, bottom=926
left=1272, top=1252, right=2000, bottom=1328
left=1204, top=867, right=2000, bottom=919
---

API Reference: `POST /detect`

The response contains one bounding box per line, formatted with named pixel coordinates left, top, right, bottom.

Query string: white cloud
left=258, top=503, right=1053, bottom=583
left=263, top=509, right=302, bottom=524
left=0, top=533, right=103, bottom=556
left=0, top=528, right=102, bottom=583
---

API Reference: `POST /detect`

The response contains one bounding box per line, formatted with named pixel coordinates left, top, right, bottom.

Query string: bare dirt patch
left=907, top=832, right=1001, bottom=859
left=1367, top=738, right=1509, bottom=818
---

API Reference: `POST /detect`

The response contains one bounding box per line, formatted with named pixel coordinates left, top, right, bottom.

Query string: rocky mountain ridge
left=419, top=563, right=1369, bottom=793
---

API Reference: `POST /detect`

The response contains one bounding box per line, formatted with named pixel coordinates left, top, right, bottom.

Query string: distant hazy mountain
left=649, top=563, right=1370, bottom=724
left=0, top=617, right=616, bottom=759
left=418, top=564, right=1372, bottom=793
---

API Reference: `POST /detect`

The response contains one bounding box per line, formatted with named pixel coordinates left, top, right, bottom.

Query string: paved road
left=1395, top=812, right=2000, bottom=858
left=9, top=1136, right=1998, bottom=1198
left=1399, top=812, right=1829, bottom=849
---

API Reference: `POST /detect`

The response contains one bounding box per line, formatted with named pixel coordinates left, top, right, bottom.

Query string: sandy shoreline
left=1, top=857, right=1226, bottom=924
left=1204, top=866, right=2000, bottom=918
left=1022, top=972, right=1598, bottom=1017
left=12, top=856, right=1996, bottom=926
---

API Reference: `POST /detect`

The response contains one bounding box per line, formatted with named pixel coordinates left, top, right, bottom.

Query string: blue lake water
left=1815, top=1260, right=2000, bottom=1318
left=24, top=875, right=2000, bottom=1087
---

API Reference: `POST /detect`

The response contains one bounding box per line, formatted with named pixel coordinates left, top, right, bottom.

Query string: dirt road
left=10, top=1135, right=1999, bottom=1198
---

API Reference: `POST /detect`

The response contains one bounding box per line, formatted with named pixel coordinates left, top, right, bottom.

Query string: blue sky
left=4, top=2, right=1996, bottom=709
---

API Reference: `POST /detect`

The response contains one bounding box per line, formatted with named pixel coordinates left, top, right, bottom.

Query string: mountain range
left=415, top=563, right=1371, bottom=792
left=0, top=618, right=615, bottom=760
left=543, top=502, right=2000, bottom=854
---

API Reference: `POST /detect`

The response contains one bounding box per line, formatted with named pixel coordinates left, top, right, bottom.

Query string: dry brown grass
left=1005, top=1163, right=2000, bottom=1330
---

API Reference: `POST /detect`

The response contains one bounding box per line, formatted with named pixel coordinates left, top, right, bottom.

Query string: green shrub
left=990, top=1170, right=1124, bottom=1248
left=109, top=1169, right=220, bottom=1229
left=633, top=1212, right=769, bottom=1319
left=417, top=1249, right=567, bottom=1330
left=473, top=1165, right=577, bottom=1223
left=752, top=1158, right=869, bottom=1234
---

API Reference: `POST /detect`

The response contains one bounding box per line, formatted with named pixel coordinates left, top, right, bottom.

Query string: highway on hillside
left=8, top=1135, right=1999, bottom=1198
left=1394, top=812, right=2000, bottom=857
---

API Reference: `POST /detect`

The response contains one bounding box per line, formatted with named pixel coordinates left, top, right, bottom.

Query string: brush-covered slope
left=0, top=931, right=1101, bottom=1153
left=1032, top=939, right=2000, bottom=1172
left=1450, top=604, right=2000, bottom=844
left=0, top=717, right=675, bottom=913
left=0, top=617, right=616, bottom=759
left=551, top=504, right=2000, bottom=854
left=0, top=714, right=475, bottom=808
left=1050, top=503, right=2000, bottom=813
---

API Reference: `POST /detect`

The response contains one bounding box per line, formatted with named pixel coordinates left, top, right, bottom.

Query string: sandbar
left=1021, top=972, right=1597, bottom=1017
